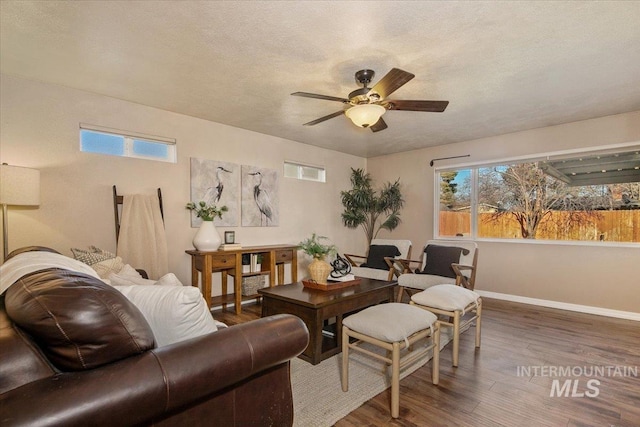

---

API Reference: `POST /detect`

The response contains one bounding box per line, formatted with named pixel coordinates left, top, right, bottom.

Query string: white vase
left=193, top=220, right=222, bottom=251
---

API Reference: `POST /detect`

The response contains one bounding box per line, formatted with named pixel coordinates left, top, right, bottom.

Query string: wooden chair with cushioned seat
left=344, top=239, right=412, bottom=281
left=389, top=240, right=478, bottom=302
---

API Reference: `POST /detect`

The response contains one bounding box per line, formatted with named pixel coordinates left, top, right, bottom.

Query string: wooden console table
left=186, top=244, right=298, bottom=314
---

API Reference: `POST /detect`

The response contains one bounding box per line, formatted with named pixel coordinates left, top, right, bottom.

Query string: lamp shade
left=345, top=104, right=386, bottom=128
left=0, top=164, right=40, bottom=206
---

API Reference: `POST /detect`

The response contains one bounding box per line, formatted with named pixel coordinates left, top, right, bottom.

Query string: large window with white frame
left=436, top=146, right=640, bottom=243
left=80, top=123, right=177, bottom=163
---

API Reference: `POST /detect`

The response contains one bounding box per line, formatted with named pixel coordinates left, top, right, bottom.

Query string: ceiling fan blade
left=369, top=117, right=388, bottom=132
left=385, top=100, right=449, bottom=112
left=369, top=68, right=415, bottom=99
left=302, top=110, right=345, bottom=126
left=291, top=92, right=349, bottom=103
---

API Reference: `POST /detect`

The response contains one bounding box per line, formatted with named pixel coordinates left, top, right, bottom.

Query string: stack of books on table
left=328, top=273, right=356, bottom=282
left=219, top=243, right=242, bottom=251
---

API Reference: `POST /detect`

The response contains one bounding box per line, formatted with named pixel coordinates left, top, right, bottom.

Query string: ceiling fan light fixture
left=345, top=104, right=386, bottom=128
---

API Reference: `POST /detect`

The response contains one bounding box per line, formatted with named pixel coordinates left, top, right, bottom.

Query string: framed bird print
left=189, top=158, right=240, bottom=227
left=241, top=165, right=279, bottom=227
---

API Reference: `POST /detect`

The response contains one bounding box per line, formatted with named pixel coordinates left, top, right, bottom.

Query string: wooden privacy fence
left=439, top=210, right=640, bottom=242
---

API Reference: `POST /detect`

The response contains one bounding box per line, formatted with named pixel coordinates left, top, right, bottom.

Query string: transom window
left=284, top=161, right=326, bottom=182
left=80, top=123, right=176, bottom=163
left=436, top=146, right=640, bottom=243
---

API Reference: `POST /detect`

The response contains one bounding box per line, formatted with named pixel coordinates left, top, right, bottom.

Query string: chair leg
left=341, top=327, right=350, bottom=392
left=396, top=286, right=405, bottom=302
left=432, top=324, right=440, bottom=385
left=475, top=299, right=482, bottom=349
left=391, top=341, right=401, bottom=418
left=452, top=311, right=460, bottom=367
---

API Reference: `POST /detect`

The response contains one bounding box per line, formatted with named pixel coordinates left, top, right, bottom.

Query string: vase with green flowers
left=298, top=233, right=337, bottom=284
left=186, top=201, right=228, bottom=251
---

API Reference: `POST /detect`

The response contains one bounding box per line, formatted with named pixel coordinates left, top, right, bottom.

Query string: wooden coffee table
left=258, top=278, right=397, bottom=365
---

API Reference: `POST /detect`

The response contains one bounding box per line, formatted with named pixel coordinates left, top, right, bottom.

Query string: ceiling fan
left=291, top=68, right=448, bottom=132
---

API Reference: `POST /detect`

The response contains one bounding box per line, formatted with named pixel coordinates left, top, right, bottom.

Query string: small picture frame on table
left=224, top=231, right=235, bottom=244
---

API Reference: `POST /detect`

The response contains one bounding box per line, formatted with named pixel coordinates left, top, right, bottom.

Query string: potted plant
left=186, top=201, right=228, bottom=251
left=340, top=168, right=404, bottom=246
left=298, top=233, right=337, bottom=284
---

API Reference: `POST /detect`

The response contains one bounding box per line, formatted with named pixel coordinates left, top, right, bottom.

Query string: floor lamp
left=0, top=164, right=40, bottom=261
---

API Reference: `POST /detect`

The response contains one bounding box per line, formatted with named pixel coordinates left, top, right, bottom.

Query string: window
left=436, top=147, right=640, bottom=243
left=284, top=161, right=325, bottom=182
left=80, top=123, right=176, bottom=163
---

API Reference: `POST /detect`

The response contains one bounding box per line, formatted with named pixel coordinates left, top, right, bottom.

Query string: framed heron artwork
left=241, top=165, right=279, bottom=227
left=189, top=158, right=240, bottom=227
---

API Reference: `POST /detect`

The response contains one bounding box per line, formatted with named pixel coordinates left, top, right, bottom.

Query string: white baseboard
left=476, top=290, right=640, bottom=322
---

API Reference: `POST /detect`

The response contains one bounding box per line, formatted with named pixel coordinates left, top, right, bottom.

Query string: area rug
left=290, top=327, right=455, bottom=427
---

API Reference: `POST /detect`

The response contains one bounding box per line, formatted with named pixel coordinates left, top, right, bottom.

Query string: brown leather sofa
left=0, top=248, right=309, bottom=427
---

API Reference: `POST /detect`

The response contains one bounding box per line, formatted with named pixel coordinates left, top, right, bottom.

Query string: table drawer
left=210, top=254, right=236, bottom=269
left=275, top=249, right=293, bottom=263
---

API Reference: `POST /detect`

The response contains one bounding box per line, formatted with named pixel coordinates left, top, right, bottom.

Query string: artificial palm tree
left=340, top=168, right=405, bottom=246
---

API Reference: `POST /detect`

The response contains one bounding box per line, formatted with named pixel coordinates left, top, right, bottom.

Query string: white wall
left=3, top=74, right=639, bottom=314
left=368, top=111, right=640, bottom=313
left=0, top=75, right=366, bottom=294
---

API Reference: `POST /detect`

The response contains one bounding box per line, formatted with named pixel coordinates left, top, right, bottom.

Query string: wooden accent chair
left=391, top=240, right=481, bottom=367
left=344, top=239, right=412, bottom=281
left=388, top=240, right=478, bottom=302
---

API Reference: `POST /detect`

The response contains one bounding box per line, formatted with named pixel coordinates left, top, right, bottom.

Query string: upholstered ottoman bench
left=410, top=284, right=482, bottom=367
left=341, top=303, right=440, bottom=418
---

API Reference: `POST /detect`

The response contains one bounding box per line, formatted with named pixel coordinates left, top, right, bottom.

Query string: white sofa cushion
left=343, top=303, right=437, bottom=343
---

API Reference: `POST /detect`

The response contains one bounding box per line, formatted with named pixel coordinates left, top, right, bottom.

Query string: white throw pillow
left=155, top=273, right=183, bottom=287
left=109, top=266, right=181, bottom=287
left=109, top=272, right=156, bottom=286
left=119, top=264, right=143, bottom=279
left=113, top=284, right=218, bottom=347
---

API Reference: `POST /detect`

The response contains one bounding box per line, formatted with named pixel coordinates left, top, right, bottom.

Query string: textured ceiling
left=2, top=1, right=640, bottom=158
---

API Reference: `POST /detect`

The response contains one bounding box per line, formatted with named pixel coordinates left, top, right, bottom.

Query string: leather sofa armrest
left=154, top=313, right=309, bottom=412
left=0, top=314, right=309, bottom=427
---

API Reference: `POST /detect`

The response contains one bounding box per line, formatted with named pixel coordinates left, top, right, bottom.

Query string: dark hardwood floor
left=213, top=298, right=640, bottom=426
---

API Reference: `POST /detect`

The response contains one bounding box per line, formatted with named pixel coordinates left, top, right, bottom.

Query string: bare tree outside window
left=437, top=149, right=640, bottom=243
left=480, top=163, right=601, bottom=239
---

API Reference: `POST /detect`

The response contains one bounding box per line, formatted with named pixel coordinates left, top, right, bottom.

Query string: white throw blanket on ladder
left=117, top=194, right=168, bottom=279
